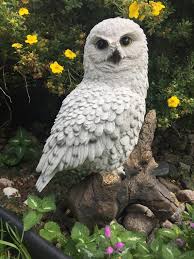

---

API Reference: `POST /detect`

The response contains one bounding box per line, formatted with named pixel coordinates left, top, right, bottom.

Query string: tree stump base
left=67, top=110, right=184, bottom=233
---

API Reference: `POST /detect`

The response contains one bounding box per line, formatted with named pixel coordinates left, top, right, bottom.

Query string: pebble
left=0, top=178, right=13, bottom=187
left=3, top=187, right=21, bottom=198
left=176, top=190, right=194, bottom=204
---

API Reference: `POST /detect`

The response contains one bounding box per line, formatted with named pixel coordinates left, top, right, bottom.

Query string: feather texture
left=35, top=17, right=148, bottom=191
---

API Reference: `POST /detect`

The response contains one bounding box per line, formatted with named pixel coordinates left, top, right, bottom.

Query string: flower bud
left=105, top=246, right=114, bottom=255
left=114, top=242, right=125, bottom=249
left=104, top=225, right=111, bottom=238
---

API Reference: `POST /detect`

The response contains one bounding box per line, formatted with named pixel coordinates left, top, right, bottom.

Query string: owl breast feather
left=36, top=81, right=145, bottom=191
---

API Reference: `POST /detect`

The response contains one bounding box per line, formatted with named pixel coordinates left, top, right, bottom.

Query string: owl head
left=83, top=17, right=148, bottom=77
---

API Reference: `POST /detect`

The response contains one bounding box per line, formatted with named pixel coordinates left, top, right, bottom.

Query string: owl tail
left=35, top=170, right=57, bottom=192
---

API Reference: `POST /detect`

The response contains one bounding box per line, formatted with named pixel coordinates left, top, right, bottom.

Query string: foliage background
left=0, top=0, right=194, bottom=131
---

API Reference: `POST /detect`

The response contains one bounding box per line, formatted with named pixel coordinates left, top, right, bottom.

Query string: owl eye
left=120, top=36, right=132, bottom=46
left=96, top=39, right=108, bottom=50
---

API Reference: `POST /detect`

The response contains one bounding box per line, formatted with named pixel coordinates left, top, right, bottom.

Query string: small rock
left=123, top=204, right=157, bottom=236
left=162, top=220, right=173, bottom=229
left=176, top=190, right=194, bottom=204
left=151, top=161, right=169, bottom=177
left=0, top=178, right=13, bottom=188
left=171, top=203, right=185, bottom=223
left=3, top=187, right=21, bottom=198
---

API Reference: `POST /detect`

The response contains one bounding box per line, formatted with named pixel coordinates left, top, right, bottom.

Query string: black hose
left=0, top=206, right=72, bottom=259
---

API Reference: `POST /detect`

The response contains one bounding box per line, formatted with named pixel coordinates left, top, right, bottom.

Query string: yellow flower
left=167, top=96, right=180, bottom=108
left=12, top=43, right=23, bottom=49
left=64, top=49, right=77, bottom=60
left=50, top=61, right=64, bottom=74
left=150, top=1, right=165, bottom=16
left=19, top=7, right=29, bottom=16
left=25, top=34, right=38, bottom=45
left=129, top=1, right=140, bottom=19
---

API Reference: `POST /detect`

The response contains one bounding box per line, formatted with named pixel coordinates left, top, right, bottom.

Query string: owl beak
left=108, top=49, right=121, bottom=64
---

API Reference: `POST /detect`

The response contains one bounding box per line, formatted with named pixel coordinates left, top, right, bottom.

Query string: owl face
left=84, top=17, right=148, bottom=73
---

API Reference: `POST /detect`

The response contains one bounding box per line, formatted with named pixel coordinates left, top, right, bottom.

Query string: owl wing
left=36, top=82, right=144, bottom=191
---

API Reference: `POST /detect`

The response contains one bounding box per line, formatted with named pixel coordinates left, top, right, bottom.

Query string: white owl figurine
left=36, top=17, right=148, bottom=192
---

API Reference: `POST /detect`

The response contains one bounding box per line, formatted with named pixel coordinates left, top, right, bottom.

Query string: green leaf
left=27, top=195, right=42, bottom=210
left=39, top=195, right=56, bottom=213
left=161, top=244, right=175, bottom=259
left=39, top=221, right=61, bottom=242
left=172, top=225, right=182, bottom=236
left=150, top=238, right=161, bottom=253
left=81, top=247, right=95, bottom=258
left=124, top=232, right=144, bottom=249
left=23, top=210, right=43, bottom=231
left=121, top=253, right=133, bottom=259
left=71, top=222, right=90, bottom=241
left=179, top=251, right=194, bottom=259
left=2, top=146, right=25, bottom=166
left=157, top=228, right=178, bottom=240
left=186, top=204, right=193, bottom=215
left=63, top=239, right=80, bottom=258
left=137, top=242, right=150, bottom=255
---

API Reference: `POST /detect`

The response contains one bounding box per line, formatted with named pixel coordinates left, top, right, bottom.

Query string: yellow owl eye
left=120, top=36, right=132, bottom=46
left=96, top=39, right=108, bottom=50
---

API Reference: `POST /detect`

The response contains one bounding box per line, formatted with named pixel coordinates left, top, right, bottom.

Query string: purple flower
left=114, top=242, right=125, bottom=250
left=175, top=238, right=185, bottom=248
left=104, top=225, right=111, bottom=238
left=105, top=246, right=114, bottom=255
left=190, top=222, right=194, bottom=228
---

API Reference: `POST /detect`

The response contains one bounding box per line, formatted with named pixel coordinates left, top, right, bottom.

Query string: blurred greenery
left=0, top=127, right=40, bottom=166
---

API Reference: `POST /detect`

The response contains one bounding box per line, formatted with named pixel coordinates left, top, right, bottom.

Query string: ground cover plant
left=0, top=219, right=31, bottom=259
left=21, top=194, right=194, bottom=259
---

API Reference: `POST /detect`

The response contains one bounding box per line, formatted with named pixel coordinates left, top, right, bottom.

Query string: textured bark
left=67, top=110, right=182, bottom=231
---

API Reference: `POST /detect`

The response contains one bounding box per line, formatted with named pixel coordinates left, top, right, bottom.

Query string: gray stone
left=123, top=204, right=157, bottom=236
left=162, top=220, right=173, bottom=229
left=0, top=178, right=13, bottom=188
left=171, top=203, right=185, bottom=223
left=176, top=190, right=194, bottom=204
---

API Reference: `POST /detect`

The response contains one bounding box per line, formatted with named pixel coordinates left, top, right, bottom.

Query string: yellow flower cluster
left=167, top=96, right=180, bottom=108
left=13, top=6, right=77, bottom=75
left=12, top=8, right=38, bottom=49
left=12, top=34, right=38, bottom=50
left=49, top=49, right=76, bottom=74
left=129, top=1, right=165, bottom=19
left=19, top=7, right=29, bottom=16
